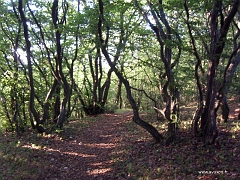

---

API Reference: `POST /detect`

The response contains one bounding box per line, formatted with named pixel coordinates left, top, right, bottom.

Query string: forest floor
left=0, top=100, right=240, bottom=180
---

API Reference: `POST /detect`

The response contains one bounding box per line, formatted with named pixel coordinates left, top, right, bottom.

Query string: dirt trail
left=2, top=107, right=240, bottom=179
left=41, top=111, right=133, bottom=180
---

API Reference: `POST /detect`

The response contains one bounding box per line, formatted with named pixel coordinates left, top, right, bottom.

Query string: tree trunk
left=238, top=90, right=240, bottom=119
left=40, top=79, right=58, bottom=124
left=53, top=85, right=61, bottom=122
left=124, top=78, right=164, bottom=143
left=18, top=0, right=43, bottom=133
left=115, top=65, right=124, bottom=109
left=134, top=0, right=180, bottom=143
left=201, top=0, right=239, bottom=144
left=97, top=0, right=164, bottom=142
left=184, top=0, right=204, bottom=136
left=51, top=0, right=71, bottom=128
left=220, top=95, right=229, bottom=123
left=115, top=78, right=123, bottom=109
left=185, top=0, right=240, bottom=144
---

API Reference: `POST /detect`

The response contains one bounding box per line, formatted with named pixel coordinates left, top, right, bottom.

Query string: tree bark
left=115, top=65, right=124, bottom=109
left=97, top=0, right=163, bottom=143
left=134, top=0, right=180, bottom=142
left=51, top=0, right=71, bottom=128
left=18, top=0, right=43, bottom=133
left=201, top=0, right=239, bottom=144
left=184, top=0, right=204, bottom=136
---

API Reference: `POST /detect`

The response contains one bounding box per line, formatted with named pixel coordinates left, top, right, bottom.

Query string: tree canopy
left=0, top=0, right=239, bottom=145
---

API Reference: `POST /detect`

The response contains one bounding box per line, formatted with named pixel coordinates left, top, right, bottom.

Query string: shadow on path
left=30, top=111, right=134, bottom=180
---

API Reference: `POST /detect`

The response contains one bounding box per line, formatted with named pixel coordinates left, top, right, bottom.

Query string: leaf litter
left=0, top=107, right=239, bottom=180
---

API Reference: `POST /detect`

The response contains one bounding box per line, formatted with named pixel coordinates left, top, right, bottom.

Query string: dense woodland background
left=0, top=0, right=239, bottom=143
left=0, top=0, right=240, bottom=179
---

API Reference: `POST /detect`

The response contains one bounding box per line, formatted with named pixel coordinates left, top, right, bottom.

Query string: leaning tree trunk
left=134, top=0, right=181, bottom=144
left=97, top=0, right=163, bottom=143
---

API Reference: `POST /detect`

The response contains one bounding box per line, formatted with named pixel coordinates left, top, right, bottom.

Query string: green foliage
left=0, top=0, right=238, bottom=138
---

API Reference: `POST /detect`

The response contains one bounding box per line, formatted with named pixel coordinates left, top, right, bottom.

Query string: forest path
left=43, top=104, right=240, bottom=180
left=41, top=110, right=134, bottom=180
left=1, top=104, right=240, bottom=180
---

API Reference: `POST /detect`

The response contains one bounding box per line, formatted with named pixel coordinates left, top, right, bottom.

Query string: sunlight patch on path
left=90, top=160, right=113, bottom=166
left=229, top=108, right=240, bottom=119
left=87, top=167, right=112, bottom=176
left=22, top=145, right=97, bottom=158
left=83, top=143, right=117, bottom=149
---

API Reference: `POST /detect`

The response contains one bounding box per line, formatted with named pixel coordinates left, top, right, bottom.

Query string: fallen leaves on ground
left=0, top=108, right=239, bottom=180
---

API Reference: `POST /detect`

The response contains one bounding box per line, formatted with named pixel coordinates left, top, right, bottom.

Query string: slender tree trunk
left=134, top=1, right=180, bottom=143
left=0, top=96, right=13, bottom=131
left=51, top=0, right=71, bottom=128
left=53, top=84, right=61, bottom=122
left=184, top=0, right=240, bottom=144
left=220, top=95, right=229, bottom=123
left=115, top=77, right=123, bottom=109
left=184, top=0, right=204, bottom=136
left=238, top=90, right=240, bottom=119
left=97, top=0, right=163, bottom=142
left=201, top=0, right=239, bottom=144
left=18, top=0, right=43, bottom=133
